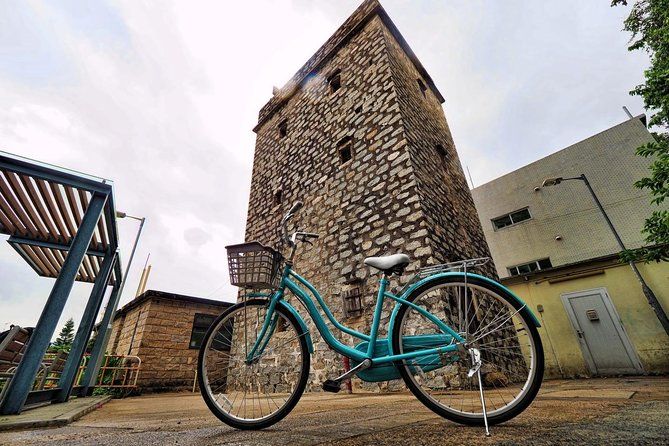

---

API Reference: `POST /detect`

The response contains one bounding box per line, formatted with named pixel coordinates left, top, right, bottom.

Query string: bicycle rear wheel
left=198, top=298, right=310, bottom=429
left=391, top=275, right=543, bottom=426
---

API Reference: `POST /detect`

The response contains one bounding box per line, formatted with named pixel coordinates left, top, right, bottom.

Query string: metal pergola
left=0, top=150, right=124, bottom=414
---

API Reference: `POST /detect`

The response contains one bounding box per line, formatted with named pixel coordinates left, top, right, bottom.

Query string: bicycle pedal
left=322, top=379, right=341, bottom=393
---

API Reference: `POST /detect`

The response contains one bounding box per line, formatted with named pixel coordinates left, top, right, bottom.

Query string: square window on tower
left=328, top=70, right=342, bottom=94
left=278, top=119, right=288, bottom=138
left=273, top=189, right=283, bottom=206
left=417, top=78, right=427, bottom=97
left=337, top=136, right=353, bottom=164
left=435, top=144, right=447, bottom=160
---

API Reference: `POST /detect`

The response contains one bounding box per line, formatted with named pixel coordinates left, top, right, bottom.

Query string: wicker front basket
left=225, top=242, right=283, bottom=289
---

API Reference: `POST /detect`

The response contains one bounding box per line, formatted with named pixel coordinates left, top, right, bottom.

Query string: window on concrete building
left=508, top=258, right=552, bottom=277
left=278, top=119, right=288, bottom=138
left=417, top=78, right=427, bottom=97
left=328, top=70, right=342, bottom=93
left=337, top=136, right=353, bottom=164
left=189, top=313, right=217, bottom=349
left=492, top=207, right=531, bottom=230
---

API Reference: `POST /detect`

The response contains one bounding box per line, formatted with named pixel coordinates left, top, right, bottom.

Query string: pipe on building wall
left=537, top=307, right=565, bottom=378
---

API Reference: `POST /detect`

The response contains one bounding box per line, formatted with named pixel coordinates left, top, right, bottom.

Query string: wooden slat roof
left=0, top=151, right=121, bottom=284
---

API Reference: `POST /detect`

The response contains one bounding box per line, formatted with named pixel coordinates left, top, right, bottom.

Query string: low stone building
left=109, top=290, right=232, bottom=391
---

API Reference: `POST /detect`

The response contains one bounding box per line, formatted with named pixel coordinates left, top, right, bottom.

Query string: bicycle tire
left=198, top=298, right=310, bottom=430
left=391, top=275, right=544, bottom=426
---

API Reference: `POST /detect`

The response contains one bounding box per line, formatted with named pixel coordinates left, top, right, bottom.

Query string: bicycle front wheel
left=391, top=275, right=544, bottom=426
left=198, top=298, right=310, bottom=430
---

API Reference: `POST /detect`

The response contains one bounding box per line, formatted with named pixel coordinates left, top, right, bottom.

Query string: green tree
left=86, top=329, right=97, bottom=354
left=52, top=318, right=75, bottom=352
left=613, top=0, right=669, bottom=262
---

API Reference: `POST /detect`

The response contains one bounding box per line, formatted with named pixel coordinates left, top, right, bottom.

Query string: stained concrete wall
left=506, top=260, right=669, bottom=377
left=471, top=116, right=657, bottom=279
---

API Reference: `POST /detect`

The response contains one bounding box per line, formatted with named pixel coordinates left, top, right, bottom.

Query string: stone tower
left=245, top=0, right=495, bottom=390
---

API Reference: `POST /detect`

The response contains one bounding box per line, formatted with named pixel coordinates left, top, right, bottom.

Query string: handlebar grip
left=288, top=201, right=303, bottom=215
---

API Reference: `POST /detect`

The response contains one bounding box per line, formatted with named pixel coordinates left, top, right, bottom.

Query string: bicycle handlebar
left=281, top=201, right=304, bottom=247
left=288, top=201, right=303, bottom=215
left=280, top=201, right=321, bottom=252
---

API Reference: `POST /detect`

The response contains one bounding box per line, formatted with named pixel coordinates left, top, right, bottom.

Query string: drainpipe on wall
left=537, top=304, right=565, bottom=378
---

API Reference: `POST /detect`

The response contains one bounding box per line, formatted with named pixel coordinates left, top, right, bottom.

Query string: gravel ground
left=0, top=377, right=667, bottom=446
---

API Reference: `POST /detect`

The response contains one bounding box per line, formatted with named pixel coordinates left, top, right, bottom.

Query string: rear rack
left=397, top=257, right=492, bottom=296
left=417, top=257, right=491, bottom=278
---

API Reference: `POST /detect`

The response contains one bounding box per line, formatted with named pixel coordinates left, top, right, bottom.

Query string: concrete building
left=109, top=290, right=231, bottom=391
left=245, top=0, right=495, bottom=390
left=472, top=115, right=669, bottom=378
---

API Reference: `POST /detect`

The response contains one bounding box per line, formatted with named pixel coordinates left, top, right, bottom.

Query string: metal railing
left=76, top=355, right=141, bottom=389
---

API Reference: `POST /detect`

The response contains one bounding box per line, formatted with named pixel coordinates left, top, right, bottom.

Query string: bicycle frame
left=247, top=263, right=467, bottom=366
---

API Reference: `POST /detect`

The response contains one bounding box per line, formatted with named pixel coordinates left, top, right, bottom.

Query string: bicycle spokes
left=396, top=280, right=539, bottom=421
left=200, top=302, right=308, bottom=424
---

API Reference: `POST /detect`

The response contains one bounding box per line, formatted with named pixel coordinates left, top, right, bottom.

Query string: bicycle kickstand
left=477, top=367, right=491, bottom=437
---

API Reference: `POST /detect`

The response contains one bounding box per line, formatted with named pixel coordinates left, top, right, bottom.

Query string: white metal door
left=561, top=288, right=643, bottom=375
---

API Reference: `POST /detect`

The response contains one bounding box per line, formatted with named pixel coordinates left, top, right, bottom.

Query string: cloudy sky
left=0, top=0, right=648, bottom=334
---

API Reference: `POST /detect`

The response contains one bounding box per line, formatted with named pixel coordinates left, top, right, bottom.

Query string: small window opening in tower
left=338, top=136, right=353, bottom=164
left=273, top=189, right=283, bottom=206
left=417, top=78, right=427, bottom=97
left=342, top=285, right=364, bottom=318
left=328, top=70, right=342, bottom=93
left=278, top=119, right=288, bottom=138
left=354, top=105, right=363, bottom=114
left=435, top=144, right=447, bottom=160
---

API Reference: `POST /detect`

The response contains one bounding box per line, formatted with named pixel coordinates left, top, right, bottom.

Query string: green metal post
left=55, top=251, right=117, bottom=402
left=0, top=192, right=107, bottom=414
left=80, top=277, right=121, bottom=394
left=81, top=216, right=143, bottom=394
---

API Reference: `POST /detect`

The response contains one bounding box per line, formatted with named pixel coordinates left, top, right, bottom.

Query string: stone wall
left=111, top=295, right=228, bottom=391
left=110, top=302, right=148, bottom=357
left=381, top=25, right=495, bottom=273
left=245, top=4, right=494, bottom=391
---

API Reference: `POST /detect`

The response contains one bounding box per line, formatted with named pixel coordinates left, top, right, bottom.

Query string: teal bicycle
left=198, top=202, right=544, bottom=432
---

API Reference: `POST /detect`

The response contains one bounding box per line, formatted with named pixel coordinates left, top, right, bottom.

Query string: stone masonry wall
left=245, top=9, right=494, bottom=391
left=380, top=23, right=495, bottom=275
left=112, top=298, right=226, bottom=391
left=111, top=303, right=148, bottom=357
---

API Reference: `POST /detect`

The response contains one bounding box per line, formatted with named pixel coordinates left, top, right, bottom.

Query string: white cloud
left=0, top=0, right=649, bottom=334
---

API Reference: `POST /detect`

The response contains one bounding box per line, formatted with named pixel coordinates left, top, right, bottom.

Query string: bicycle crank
left=322, top=358, right=372, bottom=393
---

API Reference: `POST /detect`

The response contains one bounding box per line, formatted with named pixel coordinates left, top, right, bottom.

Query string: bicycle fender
left=387, top=272, right=541, bottom=354
left=278, top=299, right=314, bottom=354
